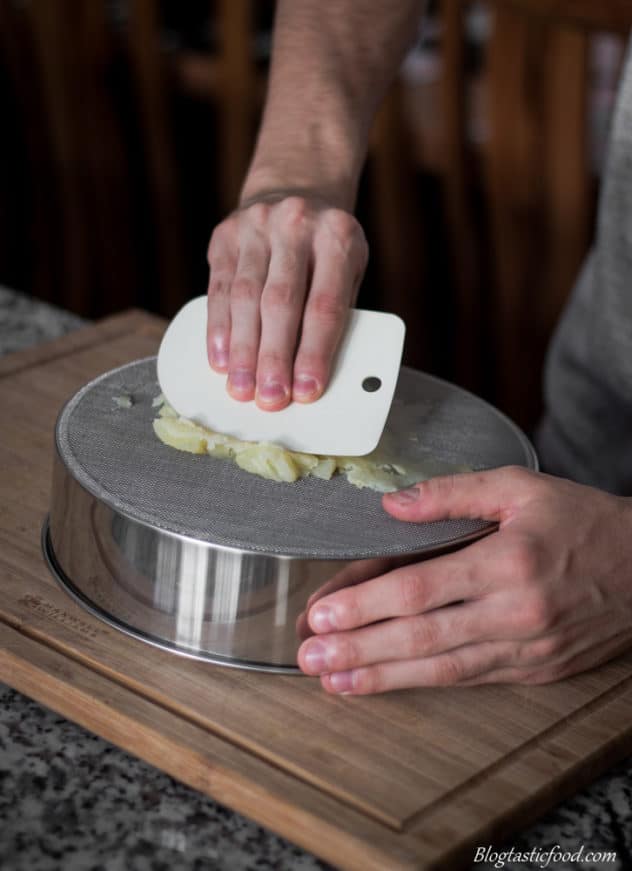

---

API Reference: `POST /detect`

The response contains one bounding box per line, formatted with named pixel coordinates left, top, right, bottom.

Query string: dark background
left=0, top=0, right=629, bottom=431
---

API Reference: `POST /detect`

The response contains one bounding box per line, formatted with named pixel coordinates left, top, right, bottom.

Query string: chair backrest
left=0, top=0, right=192, bottom=317
left=445, top=0, right=631, bottom=426
left=486, top=1, right=631, bottom=425
left=0, top=0, right=143, bottom=315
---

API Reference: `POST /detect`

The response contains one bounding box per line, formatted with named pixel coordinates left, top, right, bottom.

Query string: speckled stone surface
left=0, top=286, right=84, bottom=354
left=1, top=287, right=631, bottom=871
left=0, top=683, right=332, bottom=871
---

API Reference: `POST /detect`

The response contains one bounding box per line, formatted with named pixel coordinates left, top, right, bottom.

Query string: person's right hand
left=206, top=194, right=368, bottom=411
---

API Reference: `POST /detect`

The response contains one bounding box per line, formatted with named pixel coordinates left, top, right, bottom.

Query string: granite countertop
left=1, top=286, right=631, bottom=871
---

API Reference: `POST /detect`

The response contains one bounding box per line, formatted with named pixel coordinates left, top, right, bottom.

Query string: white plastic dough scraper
left=157, top=295, right=406, bottom=456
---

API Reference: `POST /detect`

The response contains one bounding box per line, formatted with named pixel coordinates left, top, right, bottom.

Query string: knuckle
left=399, top=571, right=428, bottom=614
left=279, top=196, right=309, bottom=226
left=509, top=535, right=541, bottom=583
left=503, top=464, right=531, bottom=481
left=513, top=635, right=559, bottom=666
left=519, top=592, right=555, bottom=636
left=353, top=666, right=383, bottom=695
left=261, top=281, right=296, bottom=311
left=207, top=237, right=221, bottom=264
left=348, top=218, right=368, bottom=256
left=425, top=474, right=458, bottom=504
left=231, top=277, right=260, bottom=305
left=530, top=634, right=564, bottom=662
left=207, top=219, right=236, bottom=258
left=512, top=641, right=534, bottom=667
left=433, top=654, right=463, bottom=686
left=208, top=272, right=232, bottom=297
left=229, top=347, right=256, bottom=368
left=245, top=202, right=269, bottom=226
left=334, top=590, right=362, bottom=629
left=503, top=464, right=539, bottom=490
left=309, top=291, right=348, bottom=322
left=459, top=560, right=478, bottom=593
left=258, top=349, right=291, bottom=373
left=229, top=340, right=257, bottom=367
left=331, top=636, right=357, bottom=670
left=325, top=207, right=358, bottom=242
left=407, top=617, right=439, bottom=657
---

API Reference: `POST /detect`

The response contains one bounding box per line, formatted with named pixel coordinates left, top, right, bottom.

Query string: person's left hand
left=297, top=467, right=632, bottom=694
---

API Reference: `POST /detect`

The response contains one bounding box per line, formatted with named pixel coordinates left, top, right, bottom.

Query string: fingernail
left=304, top=641, right=329, bottom=673
left=389, top=486, right=420, bottom=504
left=311, top=605, right=336, bottom=632
left=293, top=374, right=320, bottom=399
left=330, top=670, right=354, bottom=693
left=257, top=380, right=289, bottom=403
left=228, top=369, right=255, bottom=393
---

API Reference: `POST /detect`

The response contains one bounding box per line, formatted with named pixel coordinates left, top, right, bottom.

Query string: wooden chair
left=168, top=0, right=265, bottom=214
left=484, top=0, right=631, bottom=426
left=3, top=0, right=631, bottom=431
left=0, top=1, right=267, bottom=318
left=0, top=0, right=141, bottom=315
left=0, top=0, right=188, bottom=317
left=376, top=0, right=632, bottom=428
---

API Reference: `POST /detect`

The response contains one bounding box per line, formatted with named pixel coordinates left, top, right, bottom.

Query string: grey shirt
left=536, top=41, right=632, bottom=495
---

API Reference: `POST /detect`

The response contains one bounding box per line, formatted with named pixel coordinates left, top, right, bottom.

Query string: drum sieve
left=44, top=358, right=537, bottom=671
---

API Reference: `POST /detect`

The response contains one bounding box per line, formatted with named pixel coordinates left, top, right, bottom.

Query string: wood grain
left=483, top=6, right=592, bottom=426
left=0, top=623, right=418, bottom=871
left=2, top=312, right=632, bottom=870
left=440, top=0, right=482, bottom=392
left=127, top=0, right=186, bottom=316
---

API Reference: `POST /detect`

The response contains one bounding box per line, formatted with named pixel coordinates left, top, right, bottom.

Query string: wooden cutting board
left=2, top=311, right=632, bottom=871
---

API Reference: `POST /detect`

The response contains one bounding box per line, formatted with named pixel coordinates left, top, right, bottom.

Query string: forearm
left=242, top=0, right=426, bottom=209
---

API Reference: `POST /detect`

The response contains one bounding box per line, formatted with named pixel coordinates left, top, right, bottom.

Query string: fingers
left=206, top=199, right=367, bottom=407
left=382, top=466, right=542, bottom=526
left=459, top=636, right=632, bottom=686
left=255, top=228, right=310, bottom=410
left=317, top=640, right=508, bottom=695
left=465, top=624, right=632, bottom=686
left=226, top=225, right=270, bottom=401
left=302, top=605, right=632, bottom=693
left=305, top=545, right=490, bottom=635
left=299, top=601, right=490, bottom=676
left=313, top=628, right=627, bottom=694
left=295, top=558, right=395, bottom=641
left=206, top=231, right=237, bottom=372
left=292, top=211, right=367, bottom=402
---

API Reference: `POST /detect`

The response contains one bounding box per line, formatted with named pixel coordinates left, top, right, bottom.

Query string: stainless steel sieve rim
left=41, top=516, right=302, bottom=673
left=49, top=426, right=501, bottom=561
left=53, top=356, right=535, bottom=560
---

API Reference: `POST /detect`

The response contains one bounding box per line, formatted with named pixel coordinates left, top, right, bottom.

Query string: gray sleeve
left=536, top=41, right=632, bottom=495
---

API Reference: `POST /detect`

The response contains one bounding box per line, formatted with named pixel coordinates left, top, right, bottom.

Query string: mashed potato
left=152, top=398, right=467, bottom=492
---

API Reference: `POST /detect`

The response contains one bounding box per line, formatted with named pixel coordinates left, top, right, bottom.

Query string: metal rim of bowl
left=53, top=357, right=538, bottom=561
left=41, top=516, right=302, bottom=675
left=44, top=359, right=538, bottom=672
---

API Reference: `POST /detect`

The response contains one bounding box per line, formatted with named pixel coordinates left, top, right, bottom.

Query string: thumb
left=382, top=466, right=535, bottom=524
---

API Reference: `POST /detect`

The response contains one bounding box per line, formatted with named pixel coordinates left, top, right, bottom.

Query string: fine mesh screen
left=56, top=359, right=537, bottom=560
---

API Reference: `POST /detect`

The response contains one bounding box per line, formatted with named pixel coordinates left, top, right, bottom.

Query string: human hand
left=297, top=467, right=632, bottom=693
left=206, top=194, right=368, bottom=411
